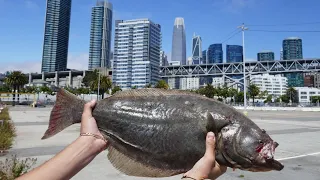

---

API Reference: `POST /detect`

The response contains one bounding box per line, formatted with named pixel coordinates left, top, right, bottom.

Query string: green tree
left=76, top=87, right=90, bottom=95
left=111, top=86, right=122, bottom=95
left=0, top=85, right=11, bottom=93
left=155, top=80, right=169, bottom=90
left=264, top=95, right=273, bottom=103
left=236, top=91, right=244, bottom=103
left=131, top=86, right=137, bottom=89
left=145, top=84, right=152, bottom=88
left=311, top=96, right=320, bottom=104
left=82, top=70, right=99, bottom=87
left=40, top=86, right=54, bottom=95
left=196, top=84, right=216, bottom=98
left=4, top=71, right=28, bottom=106
left=280, top=94, right=290, bottom=103
left=286, top=87, right=298, bottom=103
left=248, top=84, right=260, bottom=104
left=220, top=85, right=229, bottom=101
left=258, top=90, right=268, bottom=99
left=90, top=75, right=112, bottom=99
left=228, top=88, right=238, bottom=103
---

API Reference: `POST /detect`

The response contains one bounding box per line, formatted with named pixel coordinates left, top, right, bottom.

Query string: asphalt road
left=2, top=107, right=320, bottom=180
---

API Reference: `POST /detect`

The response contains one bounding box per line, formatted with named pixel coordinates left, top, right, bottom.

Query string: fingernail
left=207, top=132, right=215, bottom=140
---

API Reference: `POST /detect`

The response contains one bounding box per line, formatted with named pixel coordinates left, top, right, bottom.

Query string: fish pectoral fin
left=206, top=112, right=230, bottom=134
left=107, top=146, right=178, bottom=177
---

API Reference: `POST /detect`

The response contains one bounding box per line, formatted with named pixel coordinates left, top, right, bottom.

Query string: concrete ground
left=2, top=106, right=320, bottom=180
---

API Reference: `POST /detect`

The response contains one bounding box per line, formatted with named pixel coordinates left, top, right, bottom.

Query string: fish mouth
left=259, top=141, right=284, bottom=171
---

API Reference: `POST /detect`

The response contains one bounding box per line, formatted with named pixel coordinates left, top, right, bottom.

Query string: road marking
left=276, top=152, right=320, bottom=161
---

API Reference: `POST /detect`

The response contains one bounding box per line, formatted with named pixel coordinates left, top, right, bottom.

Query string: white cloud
left=1, top=53, right=89, bottom=74
left=0, top=60, right=41, bottom=74
left=67, top=53, right=89, bottom=70
left=246, top=58, right=257, bottom=62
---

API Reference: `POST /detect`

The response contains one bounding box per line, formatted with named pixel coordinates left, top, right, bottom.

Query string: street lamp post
left=238, top=23, right=249, bottom=113
left=97, top=71, right=101, bottom=101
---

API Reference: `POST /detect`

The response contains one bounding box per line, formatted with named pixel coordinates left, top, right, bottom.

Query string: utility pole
left=238, top=23, right=249, bottom=113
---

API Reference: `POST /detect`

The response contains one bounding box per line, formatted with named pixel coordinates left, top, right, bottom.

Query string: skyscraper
left=192, top=34, right=202, bottom=64
left=282, top=37, right=303, bottom=87
left=226, top=45, right=243, bottom=63
left=202, top=50, right=207, bottom=64
left=112, top=19, right=161, bottom=90
left=160, top=51, right=169, bottom=66
left=171, top=17, right=186, bottom=65
left=257, top=51, right=275, bottom=61
left=207, top=44, right=223, bottom=64
left=282, top=37, right=303, bottom=60
left=41, top=0, right=72, bottom=73
left=88, top=1, right=113, bottom=70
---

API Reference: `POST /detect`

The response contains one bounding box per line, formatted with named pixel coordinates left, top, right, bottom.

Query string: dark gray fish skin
left=42, top=88, right=284, bottom=177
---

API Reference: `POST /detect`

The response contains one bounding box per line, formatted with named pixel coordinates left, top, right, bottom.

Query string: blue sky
left=0, top=0, right=320, bottom=73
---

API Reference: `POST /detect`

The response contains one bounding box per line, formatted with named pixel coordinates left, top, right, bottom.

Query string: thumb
left=204, top=132, right=216, bottom=161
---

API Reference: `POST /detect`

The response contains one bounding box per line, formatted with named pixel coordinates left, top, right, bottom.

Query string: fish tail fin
left=41, top=88, right=86, bottom=140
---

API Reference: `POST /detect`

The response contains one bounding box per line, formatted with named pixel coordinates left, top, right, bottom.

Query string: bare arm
left=17, top=100, right=107, bottom=180
left=17, top=136, right=106, bottom=180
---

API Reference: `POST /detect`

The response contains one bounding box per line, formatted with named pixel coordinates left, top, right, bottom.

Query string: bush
left=0, top=108, right=16, bottom=152
left=0, top=108, right=10, bottom=121
left=0, top=155, right=37, bottom=180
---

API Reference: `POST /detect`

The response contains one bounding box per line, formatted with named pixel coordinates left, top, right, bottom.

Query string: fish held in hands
left=42, top=88, right=284, bottom=177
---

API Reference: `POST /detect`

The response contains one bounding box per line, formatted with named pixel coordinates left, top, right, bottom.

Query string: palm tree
left=90, top=75, right=112, bottom=99
left=248, top=84, right=260, bottom=105
left=286, top=87, right=298, bottom=103
left=155, top=80, right=169, bottom=89
left=4, top=71, right=28, bottom=106
left=111, top=86, right=122, bottom=95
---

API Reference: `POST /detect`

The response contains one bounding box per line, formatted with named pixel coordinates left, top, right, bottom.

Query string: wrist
left=78, top=135, right=107, bottom=153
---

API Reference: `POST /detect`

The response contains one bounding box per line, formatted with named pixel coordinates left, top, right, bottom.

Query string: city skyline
left=1, top=0, right=320, bottom=73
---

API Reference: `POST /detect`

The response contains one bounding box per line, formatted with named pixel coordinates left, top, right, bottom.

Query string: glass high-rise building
left=88, top=1, right=113, bottom=70
left=41, top=0, right=72, bottom=73
left=112, top=19, right=161, bottom=90
left=282, top=37, right=303, bottom=60
left=192, top=34, right=202, bottom=65
left=285, top=73, right=304, bottom=87
left=171, top=17, right=186, bottom=65
left=257, top=51, right=275, bottom=61
left=207, top=44, right=223, bottom=64
left=202, top=50, right=207, bottom=64
left=226, top=45, right=243, bottom=63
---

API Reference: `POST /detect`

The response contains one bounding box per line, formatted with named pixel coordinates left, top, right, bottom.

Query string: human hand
left=183, top=132, right=227, bottom=180
left=80, top=99, right=108, bottom=151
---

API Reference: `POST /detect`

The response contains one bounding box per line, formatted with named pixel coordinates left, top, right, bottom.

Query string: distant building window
left=301, top=92, right=307, bottom=94
left=301, top=96, right=308, bottom=99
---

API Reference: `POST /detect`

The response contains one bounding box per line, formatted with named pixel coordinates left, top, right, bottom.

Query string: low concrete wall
left=234, top=106, right=320, bottom=112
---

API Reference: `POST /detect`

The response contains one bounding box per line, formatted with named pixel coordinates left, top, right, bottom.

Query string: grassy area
left=0, top=108, right=16, bottom=152
left=0, top=155, right=37, bottom=180
left=0, top=108, right=37, bottom=179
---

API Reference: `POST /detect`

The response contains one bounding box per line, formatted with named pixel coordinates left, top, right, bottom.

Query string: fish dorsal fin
left=107, top=146, right=179, bottom=177
left=206, top=112, right=230, bottom=134
left=111, top=88, right=196, bottom=98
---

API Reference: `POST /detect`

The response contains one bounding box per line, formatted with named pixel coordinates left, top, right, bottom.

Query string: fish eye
left=259, top=140, right=264, bottom=144
left=262, top=129, right=266, bottom=133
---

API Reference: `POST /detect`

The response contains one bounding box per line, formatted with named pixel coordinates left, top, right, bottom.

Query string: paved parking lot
left=3, top=106, right=320, bottom=180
